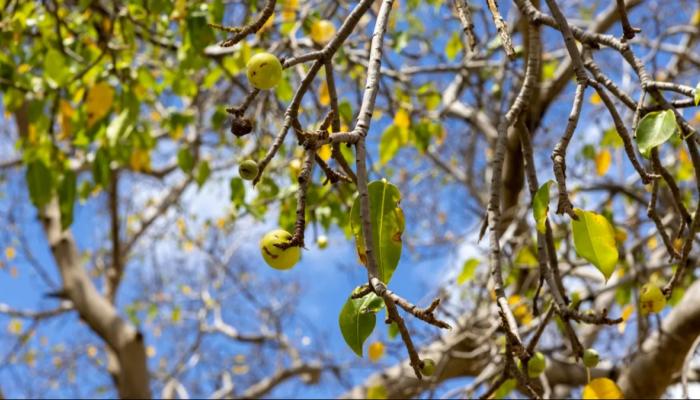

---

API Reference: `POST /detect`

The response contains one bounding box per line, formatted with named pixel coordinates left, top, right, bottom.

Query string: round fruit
left=310, top=19, right=336, bottom=45
left=260, top=229, right=300, bottom=270
left=421, top=358, right=436, bottom=376
left=246, top=52, right=283, bottom=90
left=640, top=283, right=666, bottom=315
left=317, top=235, right=328, bottom=249
left=583, top=348, right=599, bottom=368
left=527, top=352, right=546, bottom=378
left=368, top=341, right=384, bottom=363
left=239, top=160, right=259, bottom=180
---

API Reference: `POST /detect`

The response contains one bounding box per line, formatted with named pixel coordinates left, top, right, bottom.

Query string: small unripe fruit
left=640, top=283, right=666, bottom=315
left=310, top=19, right=336, bottom=45
left=246, top=52, right=283, bottom=90
left=317, top=235, right=328, bottom=249
left=368, top=341, right=384, bottom=362
left=527, top=352, right=546, bottom=378
left=583, top=348, right=599, bottom=368
left=239, top=160, right=259, bottom=180
left=421, top=358, right=436, bottom=376
left=260, top=229, right=300, bottom=270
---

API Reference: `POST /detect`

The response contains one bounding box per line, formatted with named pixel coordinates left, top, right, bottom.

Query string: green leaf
left=378, top=124, right=407, bottom=165
left=92, top=147, right=111, bottom=188
left=229, top=177, right=245, bottom=206
left=387, top=321, right=399, bottom=340
left=635, top=110, right=678, bottom=158
left=43, top=49, right=70, bottom=88
left=571, top=208, right=618, bottom=281
left=457, top=258, right=479, bottom=284
left=350, top=179, right=404, bottom=284
left=177, top=147, right=195, bottom=173
left=26, top=160, right=53, bottom=208
left=695, top=82, right=700, bottom=106
left=195, top=161, right=211, bottom=188
left=58, top=170, right=77, bottom=229
left=338, top=101, right=353, bottom=125
left=338, top=293, right=382, bottom=357
left=601, top=127, right=622, bottom=148
left=533, top=180, right=553, bottom=234
left=445, top=31, right=462, bottom=61
left=106, top=110, right=133, bottom=147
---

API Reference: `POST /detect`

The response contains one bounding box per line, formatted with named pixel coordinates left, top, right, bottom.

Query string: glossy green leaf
left=635, top=110, right=678, bottom=158
left=457, top=258, right=479, bottom=284
left=571, top=208, right=618, bottom=281
left=229, top=177, right=245, bottom=206
left=26, top=160, right=53, bottom=208
left=339, top=293, right=382, bottom=357
left=58, top=170, right=77, bottom=229
left=533, top=180, right=553, bottom=234
left=350, top=179, right=404, bottom=284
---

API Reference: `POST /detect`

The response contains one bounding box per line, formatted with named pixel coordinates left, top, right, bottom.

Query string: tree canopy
left=2, top=0, right=700, bottom=398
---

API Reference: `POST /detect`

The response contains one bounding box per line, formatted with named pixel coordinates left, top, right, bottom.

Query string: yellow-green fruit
left=640, top=283, right=666, bottom=315
left=421, top=358, right=436, bottom=376
left=317, top=235, right=328, bottom=249
left=583, top=348, right=599, bottom=368
left=310, top=19, right=336, bottom=45
left=239, top=160, right=258, bottom=180
left=246, top=52, right=283, bottom=90
left=527, top=352, right=546, bottom=378
left=260, top=229, right=300, bottom=270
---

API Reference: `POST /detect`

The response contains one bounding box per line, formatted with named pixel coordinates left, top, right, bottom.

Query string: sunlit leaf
left=636, top=110, right=678, bottom=158
left=533, top=180, right=553, bottom=234
left=595, top=149, right=611, bottom=176
left=338, top=293, right=382, bottom=357
left=86, top=82, right=115, bottom=127
left=350, top=179, right=404, bottom=283
left=572, top=209, right=618, bottom=281
left=457, top=258, right=479, bottom=284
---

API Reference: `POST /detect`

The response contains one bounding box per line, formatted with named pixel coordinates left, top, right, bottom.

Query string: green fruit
left=640, top=283, right=666, bottom=315
left=239, top=160, right=258, bottom=180
left=527, top=352, right=546, bottom=378
left=317, top=235, right=328, bottom=249
left=260, top=229, right=300, bottom=270
left=246, top=52, right=283, bottom=90
left=583, top=348, right=599, bottom=368
left=421, top=358, right=436, bottom=376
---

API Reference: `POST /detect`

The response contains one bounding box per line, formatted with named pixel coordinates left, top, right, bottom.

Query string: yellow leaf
left=394, top=108, right=410, bottom=129
left=5, top=246, right=16, bottom=261
left=582, top=378, right=624, bottom=399
left=7, top=319, right=22, bottom=335
left=87, top=345, right=98, bottom=358
left=590, top=92, right=602, bottom=105
left=146, top=346, right=156, bottom=358
left=17, top=64, right=31, bottom=74
left=183, top=241, right=194, bottom=252
left=317, top=144, right=332, bottom=161
left=319, top=81, right=330, bottom=106
left=368, top=341, right=384, bottom=363
left=260, top=12, right=275, bottom=32
left=618, top=303, right=634, bottom=334
left=693, top=9, right=700, bottom=26
left=129, top=149, right=151, bottom=172
left=86, top=82, right=114, bottom=126
left=595, top=149, right=611, bottom=176
left=508, top=295, right=533, bottom=325
left=58, top=100, right=75, bottom=140
left=216, top=217, right=226, bottom=230
left=282, top=0, right=298, bottom=22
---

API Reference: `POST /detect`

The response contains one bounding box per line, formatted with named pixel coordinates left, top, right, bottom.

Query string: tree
left=1, top=0, right=700, bottom=398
